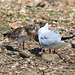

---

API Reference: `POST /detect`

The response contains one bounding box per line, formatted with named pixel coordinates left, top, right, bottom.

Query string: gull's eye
left=40, top=22, right=42, bottom=24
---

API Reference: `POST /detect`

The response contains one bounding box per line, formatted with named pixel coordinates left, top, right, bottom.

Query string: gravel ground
left=0, top=0, right=75, bottom=75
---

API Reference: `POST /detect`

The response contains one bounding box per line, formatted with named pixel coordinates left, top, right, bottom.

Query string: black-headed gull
left=38, top=23, right=72, bottom=54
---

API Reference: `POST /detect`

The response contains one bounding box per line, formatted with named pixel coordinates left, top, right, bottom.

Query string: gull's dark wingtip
left=61, top=35, right=75, bottom=40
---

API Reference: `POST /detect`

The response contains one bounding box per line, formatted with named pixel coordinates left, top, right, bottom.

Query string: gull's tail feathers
left=52, top=41, right=72, bottom=49
left=60, top=41, right=72, bottom=48
left=65, top=43, right=72, bottom=47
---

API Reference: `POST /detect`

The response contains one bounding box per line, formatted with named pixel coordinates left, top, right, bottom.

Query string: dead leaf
left=49, top=17, right=54, bottom=20
left=67, top=18, right=72, bottom=21
left=29, top=66, right=34, bottom=69
left=10, top=23, right=21, bottom=29
left=51, top=70, right=54, bottom=74
left=24, top=47, right=29, bottom=49
left=40, top=14, right=49, bottom=20
left=3, top=15, right=6, bottom=18
left=38, top=66, right=46, bottom=70
left=9, top=72, right=12, bottom=75
left=70, top=53, right=75, bottom=56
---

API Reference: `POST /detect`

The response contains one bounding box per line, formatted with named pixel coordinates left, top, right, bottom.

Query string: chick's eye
left=30, top=24, right=33, bottom=27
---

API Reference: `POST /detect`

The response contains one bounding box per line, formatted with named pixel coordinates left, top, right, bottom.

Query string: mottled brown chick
left=3, top=23, right=36, bottom=50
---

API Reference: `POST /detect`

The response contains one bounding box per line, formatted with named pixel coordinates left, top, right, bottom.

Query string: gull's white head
left=38, top=23, right=49, bottom=35
left=43, top=23, right=49, bottom=30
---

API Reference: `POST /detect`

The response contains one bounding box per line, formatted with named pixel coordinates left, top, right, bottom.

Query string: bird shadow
left=56, top=52, right=67, bottom=63
left=3, top=45, right=20, bottom=52
left=28, top=48, right=45, bottom=57
left=3, top=45, right=45, bottom=57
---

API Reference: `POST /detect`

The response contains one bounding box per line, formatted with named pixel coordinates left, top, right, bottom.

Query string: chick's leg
left=49, top=48, right=51, bottom=54
left=23, top=41, right=25, bottom=50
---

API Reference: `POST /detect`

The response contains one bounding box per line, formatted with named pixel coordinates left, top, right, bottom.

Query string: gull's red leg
left=53, top=49, right=56, bottom=54
left=39, top=48, right=43, bottom=55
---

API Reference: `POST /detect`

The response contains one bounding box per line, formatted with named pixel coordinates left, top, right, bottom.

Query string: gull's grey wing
left=39, top=30, right=62, bottom=47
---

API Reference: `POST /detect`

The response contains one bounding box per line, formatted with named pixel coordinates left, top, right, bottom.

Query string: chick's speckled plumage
left=3, top=23, right=36, bottom=50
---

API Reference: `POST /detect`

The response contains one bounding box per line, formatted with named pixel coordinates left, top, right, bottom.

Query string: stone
left=20, top=8, right=26, bottom=13
left=42, top=53, right=60, bottom=62
left=72, top=25, right=75, bottom=29
left=11, top=62, right=19, bottom=69
left=71, top=40, right=75, bottom=48
left=7, top=51, right=13, bottom=56
left=7, top=10, right=14, bottom=15
left=19, top=50, right=32, bottom=58
left=0, top=41, right=3, bottom=46
left=0, top=48, right=2, bottom=53
left=70, top=30, right=75, bottom=34
left=31, top=61, right=35, bottom=65
left=36, top=2, right=46, bottom=7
